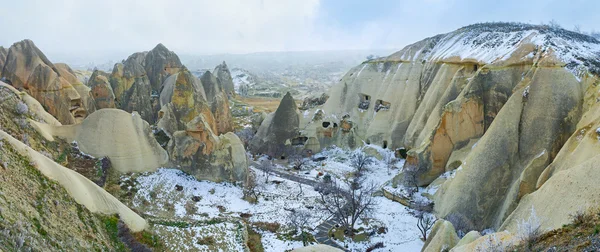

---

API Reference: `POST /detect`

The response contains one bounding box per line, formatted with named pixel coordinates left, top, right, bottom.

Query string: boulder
left=201, top=70, right=233, bottom=134
left=422, top=220, right=459, bottom=252
left=110, top=53, right=153, bottom=123
left=250, top=92, right=300, bottom=156
left=213, top=61, right=235, bottom=97
left=454, top=231, right=482, bottom=248
left=300, top=92, right=329, bottom=110
left=450, top=231, right=514, bottom=252
left=1, top=39, right=86, bottom=124
left=88, top=70, right=116, bottom=109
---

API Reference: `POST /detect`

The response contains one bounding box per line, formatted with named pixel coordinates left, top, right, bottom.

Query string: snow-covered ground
left=128, top=145, right=426, bottom=251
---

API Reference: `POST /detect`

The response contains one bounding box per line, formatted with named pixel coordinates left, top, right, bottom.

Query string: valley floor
left=117, top=146, right=425, bottom=251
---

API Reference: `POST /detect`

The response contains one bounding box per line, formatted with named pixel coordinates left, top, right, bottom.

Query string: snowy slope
left=389, top=22, right=600, bottom=75
left=231, top=68, right=256, bottom=92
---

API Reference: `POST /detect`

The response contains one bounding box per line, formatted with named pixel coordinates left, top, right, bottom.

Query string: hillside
left=293, top=22, right=600, bottom=251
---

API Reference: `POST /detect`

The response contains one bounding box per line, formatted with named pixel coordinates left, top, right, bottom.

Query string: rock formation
left=296, top=22, right=600, bottom=243
left=144, top=43, right=182, bottom=93
left=88, top=70, right=116, bottom=109
left=250, top=92, right=300, bottom=156
left=0, top=46, right=7, bottom=71
left=157, top=68, right=248, bottom=183
left=422, top=220, right=459, bottom=252
left=1, top=39, right=87, bottom=124
left=54, top=63, right=97, bottom=115
left=201, top=70, right=234, bottom=134
left=33, top=108, right=169, bottom=173
left=214, top=61, right=235, bottom=96
left=110, top=53, right=153, bottom=122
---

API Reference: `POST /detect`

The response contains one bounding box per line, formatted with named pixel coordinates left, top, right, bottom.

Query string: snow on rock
left=392, top=22, right=600, bottom=76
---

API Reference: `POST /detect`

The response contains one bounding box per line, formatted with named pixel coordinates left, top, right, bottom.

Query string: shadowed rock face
left=1, top=40, right=85, bottom=124
left=110, top=53, right=153, bottom=123
left=157, top=68, right=248, bottom=183
left=213, top=61, right=235, bottom=97
left=250, top=92, right=300, bottom=156
left=89, top=70, right=116, bottom=109
left=201, top=71, right=233, bottom=134
left=144, top=43, right=182, bottom=93
left=295, top=23, right=600, bottom=233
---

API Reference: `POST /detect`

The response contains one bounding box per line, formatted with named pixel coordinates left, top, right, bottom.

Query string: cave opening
left=322, top=122, right=331, bottom=128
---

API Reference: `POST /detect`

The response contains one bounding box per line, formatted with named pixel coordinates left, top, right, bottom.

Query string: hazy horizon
left=2, top=0, right=600, bottom=64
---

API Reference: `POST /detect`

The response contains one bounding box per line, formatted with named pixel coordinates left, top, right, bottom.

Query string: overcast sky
left=1, top=0, right=599, bottom=59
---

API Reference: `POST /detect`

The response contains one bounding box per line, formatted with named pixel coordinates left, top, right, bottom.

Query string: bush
left=517, top=206, right=543, bottom=249
left=570, top=209, right=593, bottom=227
left=253, top=222, right=280, bottom=232
left=196, top=236, right=216, bottom=246
left=15, top=101, right=28, bottom=115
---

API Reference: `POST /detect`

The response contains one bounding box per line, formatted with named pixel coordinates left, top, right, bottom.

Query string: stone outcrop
left=144, top=43, right=182, bottom=93
left=1, top=39, right=86, bottom=124
left=299, top=93, right=329, bottom=110
left=157, top=68, right=248, bottom=183
left=201, top=70, right=233, bottom=134
left=250, top=92, right=300, bottom=156
left=110, top=53, right=153, bottom=122
left=295, top=23, right=600, bottom=235
left=422, top=220, right=459, bottom=252
left=214, top=61, right=235, bottom=96
left=55, top=63, right=97, bottom=115
left=0, top=46, right=7, bottom=71
left=88, top=70, right=116, bottom=109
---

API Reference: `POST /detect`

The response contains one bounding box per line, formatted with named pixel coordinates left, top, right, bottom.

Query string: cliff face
left=299, top=23, right=600, bottom=233
left=0, top=40, right=88, bottom=124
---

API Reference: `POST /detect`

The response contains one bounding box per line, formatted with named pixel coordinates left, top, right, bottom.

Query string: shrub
left=570, top=209, right=593, bottom=227
left=517, top=206, right=543, bottom=249
left=196, top=236, right=216, bottom=246
left=253, top=222, right=280, bottom=232
left=15, top=101, right=28, bottom=115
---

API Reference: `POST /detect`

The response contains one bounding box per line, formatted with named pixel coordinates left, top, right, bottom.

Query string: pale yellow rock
left=32, top=109, right=168, bottom=173
left=0, top=129, right=147, bottom=232
left=450, top=231, right=514, bottom=252
left=454, top=231, right=481, bottom=248
left=291, top=244, right=343, bottom=252
left=422, top=220, right=459, bottom=252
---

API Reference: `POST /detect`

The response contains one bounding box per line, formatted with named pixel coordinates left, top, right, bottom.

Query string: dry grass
left=236, top=97, right=301, bottom=113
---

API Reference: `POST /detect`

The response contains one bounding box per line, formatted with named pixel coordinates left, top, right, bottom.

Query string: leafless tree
left=243, top=172, right=261, bottom=203
left=288, top=209, right=312, bottom=246
left=289, top=150, right=310, bottom=170
left=317, top=174, right=378, bottom=236
left=350, top=150, right=374, bottom=174
left=403, top=164, right=423, bottom=196
left=383, top=152, right=397, bottom=175
left=417, top=214, right=436, bottom=241
left=258, top=159, right=274, bottom=183
left=235, top=128, right=255, bottom=148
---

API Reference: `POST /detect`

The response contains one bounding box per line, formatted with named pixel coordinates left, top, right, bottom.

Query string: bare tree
left=383, top=152, right=397, bottom=175
left=403, top=165, right=421, bottom=197
left=350, top=150, right=374, bottom=174
left=417, top=214, right=436, bottom=241
left=258, top=159, right=274, bottom=183
left=317, top=174, right=378, bottom=236
left=287, top=147, right=310, bottom=170
left=243, top=172, right=261, bottom=203
left=288, top=209, right=312, bottom=246
left=235, top=128, right=255, bottom=148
